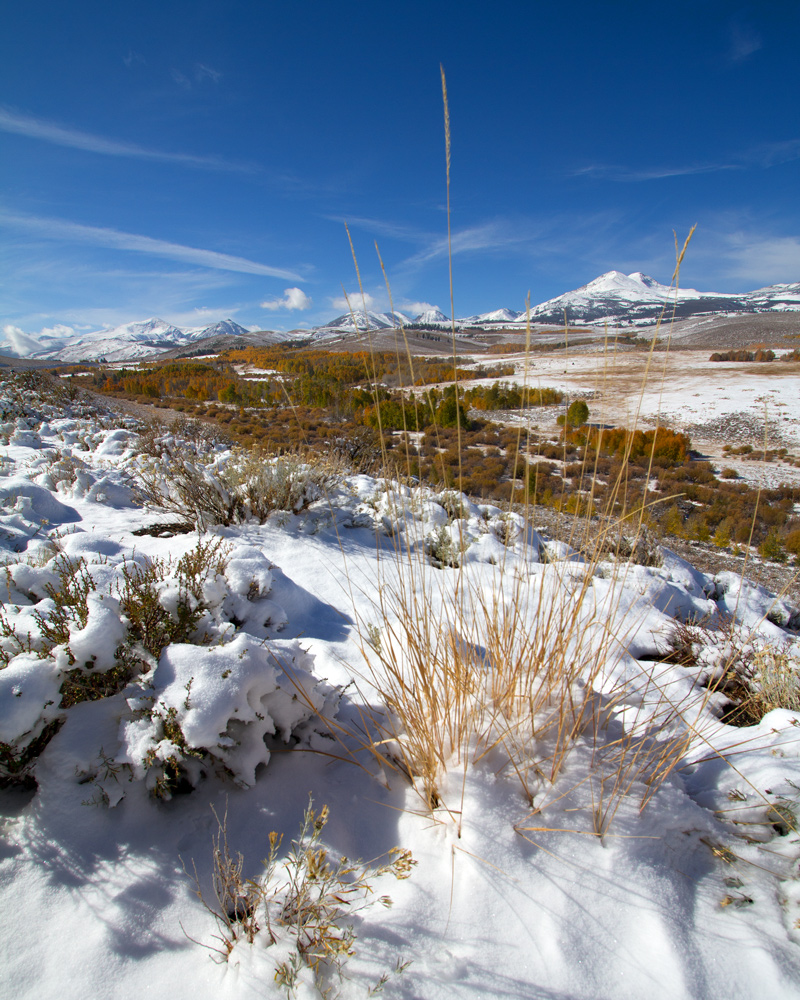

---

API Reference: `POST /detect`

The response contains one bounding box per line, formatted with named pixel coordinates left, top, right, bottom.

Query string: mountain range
left=5, top=272, right=799, bottom=363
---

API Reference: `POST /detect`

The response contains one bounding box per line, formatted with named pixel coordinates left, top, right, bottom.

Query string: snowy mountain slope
left=182, top=319, right=250, bottom=342
left=313, top=310, right=413, bottom=335
left=24, top=317, right=252, bottom=363
left=312, top=274, right=800, bottom=333
left=414, top=306, right=450, bottom=325
left=471, top=307, right=522, bottom=324
left=7, top=271, right=800, bottom=365
left=1, top=373, right=800, bottom=1000
left=528, top=271, right=800, bottom=327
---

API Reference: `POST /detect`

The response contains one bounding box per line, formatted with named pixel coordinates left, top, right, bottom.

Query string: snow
left=1, top=374, right=800, bottom=999
left=414, top=307, right=450, bottom=325
left=315, top=310, right=413, bottom=334
left=0, top=317, right=251, bottom=364
left=5, top=273, right=800, bottom=365
left=485, top=347, right=800, bottom=488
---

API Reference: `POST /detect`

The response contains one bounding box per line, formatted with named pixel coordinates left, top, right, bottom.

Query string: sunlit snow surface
left=1, top=381, right=800, bottom=1000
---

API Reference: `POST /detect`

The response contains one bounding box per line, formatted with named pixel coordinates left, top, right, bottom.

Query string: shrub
left=759, top=530, right=787, bottom=563
left=557, top=399, right=590, bottom=428
left=132, top=449, right=341, bottom=530
left=0, top=535, right=332, bottom=794
left=189, top=798, right=415, bottom=995
left=783, top=527, right=800, bottom=559
left=117, top=539, right=230, bottom=659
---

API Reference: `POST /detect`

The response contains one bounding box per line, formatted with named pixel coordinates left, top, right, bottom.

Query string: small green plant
left=557, top=398, right=590, bottom=428
left=425, top=524, right=461, bottom=568
left=118, top=538, right=230, bottom=658
left=33, top=555, right=96, bottom=658
left=759, top=530, right=787, bottom=564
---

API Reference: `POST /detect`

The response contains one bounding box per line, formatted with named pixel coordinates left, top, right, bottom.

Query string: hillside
left=1, top=372, right=799, bottom=1000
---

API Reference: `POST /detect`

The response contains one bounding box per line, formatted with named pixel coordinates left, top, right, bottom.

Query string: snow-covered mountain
left=23, top=318, right=251, bottom=363
left=414, top=307, right=451, bottom=326
left=465, top=308, right=523, bottom=325
left=310, top=272, right=799, bottom=333
left=183, top=319, right=250, bottom=342
left=527, top=271, right=800, bottom=327
left=313, top=310, right=413, bottom=335
left=8, top=271, right=800, bottom=364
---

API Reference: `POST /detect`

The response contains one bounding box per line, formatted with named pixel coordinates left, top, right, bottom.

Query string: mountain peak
left=627, top=272, right=663, bottom=288
left=415, top=307, right=449, bottom=325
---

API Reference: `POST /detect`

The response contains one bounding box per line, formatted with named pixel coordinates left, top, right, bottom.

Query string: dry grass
left=333, top=164, right=730, bottom=838
left=186, top=798, right=415, bottom=996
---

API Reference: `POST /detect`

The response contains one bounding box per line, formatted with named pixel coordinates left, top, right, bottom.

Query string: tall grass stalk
left=329, top=76, right=796, bottom=850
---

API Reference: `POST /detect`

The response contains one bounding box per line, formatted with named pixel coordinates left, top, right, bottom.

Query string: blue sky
left=2, top=1, right=800, bottom=348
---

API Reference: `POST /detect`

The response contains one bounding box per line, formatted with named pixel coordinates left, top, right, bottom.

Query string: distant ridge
left=4, top=318, right=252, bottom=364
left=5, top=271, right=800, bottom=362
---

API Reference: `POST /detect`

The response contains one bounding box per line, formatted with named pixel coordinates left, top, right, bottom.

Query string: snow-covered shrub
left=132, top=448, right=341, bottom=530
left=664, top=613, right=800, bottom=725
left=136, top=415, right=229, bottom=459
left=117, top=537, right=232, bottom=658
left=425, top=524, right=462, bottom=568
left=121, top=636, right=336, bottom=798
left=226, top=451, right=341, bottom=521
left=0, top=535, right=332, bottom=794
left=190, top=796, right=415, bottom=994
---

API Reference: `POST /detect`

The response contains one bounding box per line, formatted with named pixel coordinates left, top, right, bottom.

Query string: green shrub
left=759, top=530, right=787, bottom=563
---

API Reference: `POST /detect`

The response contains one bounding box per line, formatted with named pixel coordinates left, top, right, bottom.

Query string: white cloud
left=401, top=301, right=439, bottom=316
left=123, top=50, right=146, bottom=68
left=721, top=234, right=800, bottom=285
left=331, top=291, right=377, bottom=312
left=574, top=138, right=800, bottom=184
left=573, top=161, right=741, bottom=182
left=1, top=324, right=39, bottom=355
left=0, top=210, right=302, bottom=280
left=0, top=106, right=253, bottom=173
left=403, top=221, right=530, bottom=268
left=1, top=322, right=74, bottom=356
left=38, top=323, right=76, bottom=341
left=261, top=287, right=312, bottom=311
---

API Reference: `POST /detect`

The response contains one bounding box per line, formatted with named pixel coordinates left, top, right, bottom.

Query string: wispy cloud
left=171, top=68, right=192, bottom=91
left=727, top=19, right=763, bottom=63
left=713, top=232, right=800, bottom=286
left=752, top=138, right=800, bottom=168
left=195, top=64, right=222, bottom=84
left=574, top=135, right=800, bottom=183
left=0, top=210, right=303, bottom=280
left=0, top=106, right=254, bottom=173
left=172, top=63, right=223, bottom=90
left=261, top=287, right=312, bottom=311
left=327, top=215, right=435, bottom=244
left=573, top=161, right=742, bottom=182
left=402, top=220, right=532, bottom=267
left=123, top=49, right=146, bottom=68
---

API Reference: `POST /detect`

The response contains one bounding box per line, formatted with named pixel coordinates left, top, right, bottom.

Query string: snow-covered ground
left=2, top=375, right=800, bottom=1000
left=466, top=348, right=800, bottom=488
